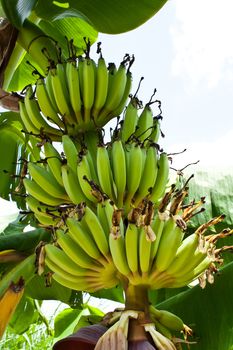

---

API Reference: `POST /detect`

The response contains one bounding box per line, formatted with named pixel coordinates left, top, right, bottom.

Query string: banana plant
left=0, top=1, right=232, bottom=349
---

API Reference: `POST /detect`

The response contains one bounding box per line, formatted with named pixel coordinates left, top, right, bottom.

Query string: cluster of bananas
left=19, top=43, right=233, bottom=349
left=19, top=47, right=134, bottom=138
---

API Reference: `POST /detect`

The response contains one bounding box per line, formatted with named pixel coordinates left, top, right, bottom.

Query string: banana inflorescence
left=16, top=40, right=233, bottom=349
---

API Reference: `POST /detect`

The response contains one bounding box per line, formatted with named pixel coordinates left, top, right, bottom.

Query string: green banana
left=149, top=306, right=184, bottom=332
left=96, top=145, right=116, bottom=200
left=165, top=233, right=199, bottom=276
left=149, top=152, right=170, bottom=204
left=125, top=223, right=139, bottom=274
left=35, top=78, right=64, bottom=128
left=138, top=226, right=151, bottom=275
left=19, top=100, right=41, bottom=136
left=28, top=162, right=68, bottom=200
left=121, top=97, right=139, bottom=142
left=152, top=217, right=184, bottom=272
left=82, top=206, right=110, bottom=257
left=56, top=229, right=98, bottom=270
left=111, top=140, right=126, bottom=208
left=65, top=60, right=83, bottom=125
left=77, top=151, right=98, bottom=203
left=135, top=104, right=154, bottom=142
left=81, top=57, right=96, bottom=124
left=92, top=55, right=109, bottom=120
left=111, top=70, right=132, bottom=118
left=134, top=145, right=158, bottom=206
left=109, top=232, right=131, bottom=277
left=66, top=217, right=102, bottom=260
left=149, top=213, right=165, bottom=263
left=23, top=178, right=65, bottom=206
left=45, top=244, right=91, bottom=276
left=124, top=142, right=144, bottom=212
left=43, top=142, right=64, bottom=186
left=62, top=135, right=79, bottom=173
left=24, top=85, right=62, bottom=139
left=61, top=164, right=86, bottom=204
left=50, top=64, right=74, bottom=125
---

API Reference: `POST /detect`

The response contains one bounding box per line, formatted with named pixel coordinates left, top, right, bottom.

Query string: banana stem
left=124, top=284, right=150, bottom=319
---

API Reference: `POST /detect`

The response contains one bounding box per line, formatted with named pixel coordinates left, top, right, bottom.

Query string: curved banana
left=139, top=227, right=152, bottom=275
left=62, top=135, right=79, bottom=173
left=96, top=145, right=116, bottom=200
left=24, top=85, right=62, bottom=139
left=134, top=145, right=158, bottom=207
left=149, top=152, right=170, bottom=204
left=124, top=142, right=144, bottom=212
left=135, top=103, right=154, bottom=142
left=111, top=140, right=126, bottom=208
left=77, top=151, right=98, bottom=203
left=81, top=57, right=96, bottom=124
left=165, top=233, right=199, bottom=276
left=45, top=244, right=92, bottom=276
left=150, top=213, right=165, bottom=263
left=111, top=70, right=132, bottom=118
left=125, top=223, right=139, bottom=274
left=19, top=100, right=41, bottom=136
left=109, top=231, right=131, bottom=277
left=35, top=78, right=64, bottom=128
left=50, top=64, right=74, bottom=125
left=152, top=217, right=184, bottom=273
left=61, top=164, right=86, bottom=204
left=43, top=142, right=64, bottom=186
left=98, top=62, right=127, bottom=123
left=28, top=162, right=68, bottom=200
left=56, top=229, right=99, bottom=270
left=81, top=206, right=110, bottom=257
left=121, top=97, right=139, bottom=142
left=23, top=178, right=65, bottom=206
left=66, top=217, right=102, bottom=260
left=92, top=55, right=109, bottom=121
left=65, top=60, right=83, bottom=125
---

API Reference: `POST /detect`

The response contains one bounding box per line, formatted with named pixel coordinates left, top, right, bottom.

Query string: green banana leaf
left=157, top=262, right=233, bottom=350
left=1, top=0, right=168, bottom=34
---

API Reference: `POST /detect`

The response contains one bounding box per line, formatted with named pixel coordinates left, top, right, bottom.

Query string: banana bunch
left=19, top=48, right=134, bottom=139
left=108, top=189, right=232, bottom=290
left=24, top=131, right=169, bottom=220
left=44, top=200, right=120, bottom=292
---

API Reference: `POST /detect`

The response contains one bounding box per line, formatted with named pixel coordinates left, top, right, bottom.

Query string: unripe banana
left=43, top=142, right=64, bottom=187
left=135, top=104, right=153, bottom=142
left=152, top=217, right=184, bottom=273
left=66, top=217, right=102, bottom=260
left=19, top=100, right=41, bottom=135
left=134, top=146, right=158, bottom=207
left=97, top=145, right=116, bottom=200
left=65, top=60, right=83, bottom=125
left=77, top=151, right=98, bottom=203
left=149, top=153, right=170, bottom=204
left=150, top=213, right=165, bottom=262
left=109, top=232, right=131, bottom=277
left=111, top=70, right=132, bottom=118
left=149, top=306, right=184, bottom=332
left=81, top=57, right=96, bottom=124
left=121, top=97, right=139, bottom=142
left=62, top=135, right=79, bottom=173
left=92, top=56, right=109, bottom=120
left=56, top=229, right=98, bottom=270
left=35, top=78, right=64, bottom=128
left=50, top=64, right=74, bottom=125
left=27, top=162, right=68, bottom=200
left=138, top=227, right=151, bottom=275
left=82, top=206, right=110, bottom=257
left=23, top=178, right=65, bottom=206
left=125, top=223, right=139, bottom=274
left=111, top=140, right=126, bottom=208
left=61, top=164, right=87, bottom=204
